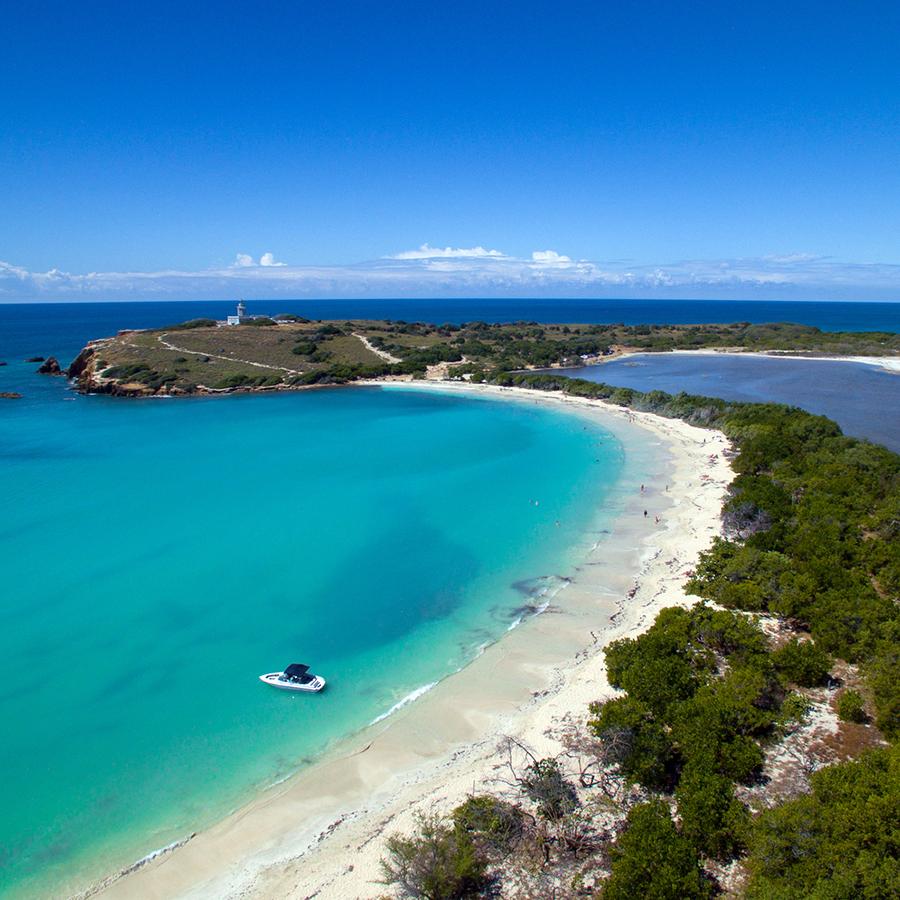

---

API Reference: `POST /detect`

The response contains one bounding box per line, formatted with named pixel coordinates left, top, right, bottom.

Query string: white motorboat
left=259, top=663, right=326, bottom=693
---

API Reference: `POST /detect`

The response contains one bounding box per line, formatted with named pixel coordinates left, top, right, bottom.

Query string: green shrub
left=380, top=813, right=488, bottom=900
left=772, top=639, right=832, bottom=687
left=451, top=795, right=523, bottom=854
left=521, top=758, right=578, bottom=820
left=602, top=800, right=712, bottom=899
left=837, top=689, right=867, bottom=724
left=588, top=696, right=675, bottom=791
left=778, top=692, right=811, bottom=730
left=156, top=318, right=217, bottom=330
left=672, top=667, right=776, bottom=784
left=675, top=767, right=750, bottom=859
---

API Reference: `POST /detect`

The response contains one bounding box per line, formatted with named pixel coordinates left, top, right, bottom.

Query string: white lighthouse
left=226, top=300, right=247, bottom=326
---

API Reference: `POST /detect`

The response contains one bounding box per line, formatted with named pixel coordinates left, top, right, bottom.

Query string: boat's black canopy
left=284, top=663, right=310, bottom=678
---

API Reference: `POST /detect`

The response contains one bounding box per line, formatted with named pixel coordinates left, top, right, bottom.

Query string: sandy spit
left=95, top=382, right=734, bottom=900
left=661, top=348, right=900, bottom=372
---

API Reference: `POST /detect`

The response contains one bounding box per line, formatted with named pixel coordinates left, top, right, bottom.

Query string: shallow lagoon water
left=0, top=383, right=633, bottom=898
left=559, top=353, right=900, bottom=451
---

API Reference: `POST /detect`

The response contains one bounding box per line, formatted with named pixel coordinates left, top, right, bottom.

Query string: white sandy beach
left=663, top=348, right=900, bottom=372
left=93, top=383, right=734, bottom=900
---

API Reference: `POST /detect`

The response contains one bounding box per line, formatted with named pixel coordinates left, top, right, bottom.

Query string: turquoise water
left=0, top=384, right=627, bottom=898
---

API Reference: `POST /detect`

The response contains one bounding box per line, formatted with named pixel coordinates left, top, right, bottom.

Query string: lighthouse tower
left=226, top=301, right=247, bottom=326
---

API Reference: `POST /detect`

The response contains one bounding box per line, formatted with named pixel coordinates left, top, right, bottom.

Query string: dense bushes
left=154, top=318, right=217, bottom=330
left=213, top=372, right=283, bottom=389
left=771, top=639, right=832, bottom=687
left=101, top=363, right=178, bottom=391
left=590, top=606, right=781, bottom=797
left=452, top=796, right=524, bottom=855
left=745, top=745, right=899, bottom=899
left=602, top=801, right=712, bottom=899
left=675, top=768, right=750, bottom=860
left=497, top=372, right=896, bottom=742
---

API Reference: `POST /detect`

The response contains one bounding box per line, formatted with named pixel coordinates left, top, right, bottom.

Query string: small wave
left=131, top=836, right=193, bottom=868
left=370, top=681, right=437, bottom=725
left=76, top=833, right=197, bottom=898
left=506, top=597, right=552, bottom=632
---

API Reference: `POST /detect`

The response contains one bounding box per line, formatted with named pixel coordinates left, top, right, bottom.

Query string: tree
left=521, top=758, right=579, bottom=821
left=601, top=801, right=712, bottom=900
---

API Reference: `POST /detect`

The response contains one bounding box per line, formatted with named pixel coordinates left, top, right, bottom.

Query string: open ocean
left=0, top=298, right=897, bottom=897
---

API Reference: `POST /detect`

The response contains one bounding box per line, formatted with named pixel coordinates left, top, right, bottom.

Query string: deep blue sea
left=0, top=298, right=897, bottom=897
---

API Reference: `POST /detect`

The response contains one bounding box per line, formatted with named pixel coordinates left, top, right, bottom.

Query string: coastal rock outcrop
left=37, top=357, right=63, bottom=375
left=0, top=391, right=22, bottom=399
left=26, top=356, right=45, bottom=363
left=67, top=347, right=95, bottom=382
left=67, top=344, right=155, bottom=397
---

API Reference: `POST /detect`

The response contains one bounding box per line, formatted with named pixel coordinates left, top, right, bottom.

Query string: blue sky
left=2, top=1, right=900, bottom=300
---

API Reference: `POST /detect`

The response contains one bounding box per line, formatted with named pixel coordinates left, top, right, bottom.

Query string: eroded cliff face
left=67, top=346, right=98, bottom=388
left=67, top=344, right=156, bottom=397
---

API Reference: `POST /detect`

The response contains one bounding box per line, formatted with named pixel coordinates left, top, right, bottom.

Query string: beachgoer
left=643, top=509, right=648, bottom=517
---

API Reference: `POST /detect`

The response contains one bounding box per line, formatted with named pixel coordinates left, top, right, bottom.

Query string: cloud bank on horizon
left=2, top=245, right=899, bottom=302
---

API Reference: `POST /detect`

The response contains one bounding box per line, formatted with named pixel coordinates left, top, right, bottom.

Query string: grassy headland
left=68, top=317, right=900, bottom=396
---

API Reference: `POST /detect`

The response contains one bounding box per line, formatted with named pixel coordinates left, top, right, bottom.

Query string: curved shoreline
left=94, top=384, right=734, bottom=900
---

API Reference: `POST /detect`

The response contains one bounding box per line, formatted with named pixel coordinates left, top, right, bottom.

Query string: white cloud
left=2, top=249, right=899, bottom=301
left=259, top=252, right=286, bottom=267
left=531, top=250, right=572, bottom=264
left=390, top=243, right=506, bottom=260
